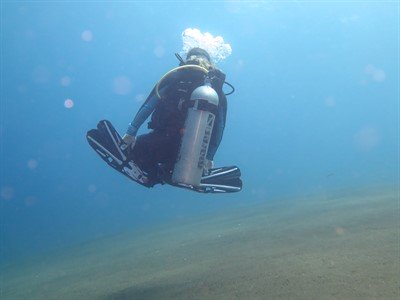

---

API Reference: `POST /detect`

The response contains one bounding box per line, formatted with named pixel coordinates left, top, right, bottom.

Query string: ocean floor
left=1, top=186, right=399, bottom=299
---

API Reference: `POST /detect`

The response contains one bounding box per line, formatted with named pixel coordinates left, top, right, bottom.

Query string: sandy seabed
left=1, top=186, right=399, bottom=299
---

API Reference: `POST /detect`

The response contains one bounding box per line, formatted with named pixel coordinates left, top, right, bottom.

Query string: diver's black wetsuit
left=126, top=68, right=227, bottom=187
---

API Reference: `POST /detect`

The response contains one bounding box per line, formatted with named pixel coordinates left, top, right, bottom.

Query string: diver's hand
left=121, top=133, right=136, bottom=152
left=204, top=159, right=214, bottom=174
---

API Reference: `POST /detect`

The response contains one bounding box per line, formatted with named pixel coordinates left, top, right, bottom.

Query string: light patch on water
left=335, top=227, right=346, bottom=235
left=354, top=126, right=381, bottom=151
left=88, top=184, right=97, bottom=193
left=135, top=93, right=146, bottom=103
left=27, top=159, right=38, bottom=170
left=154, top=45, right=165, bottom=58
left=64, top=98, right=74, bottom=108
left=325, top=96, right=336, bottom=107
left=113, top=76, right=132, bottom=95
left=105, top=10, right=115, bottom=20
left=364, top=64, right=386, bottom=82
left=1, top=186, right=14, bottom=201
left=81, top=30, right=93, bottom=42
left=371, top=69, right=386, bottom=82
left=60, top=76, right=71, bottom=86
left=24, top=196, right=37, bottom=207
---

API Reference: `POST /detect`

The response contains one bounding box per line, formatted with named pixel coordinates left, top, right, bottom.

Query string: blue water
left=1, top=2, right=398, bottom=264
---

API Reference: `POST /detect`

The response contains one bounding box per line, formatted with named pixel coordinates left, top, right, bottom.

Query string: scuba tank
left=172, top=77, right=219, bottom=187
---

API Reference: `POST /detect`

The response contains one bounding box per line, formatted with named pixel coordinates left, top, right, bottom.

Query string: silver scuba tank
left=172, top=81, right=219, bottom=187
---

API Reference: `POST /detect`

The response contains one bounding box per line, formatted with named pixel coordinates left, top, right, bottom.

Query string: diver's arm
left=125, top=73, right=176, bottom=137
left=125, top=87, right=159, bottom=137
left=206, top=93, right=227, bottom=160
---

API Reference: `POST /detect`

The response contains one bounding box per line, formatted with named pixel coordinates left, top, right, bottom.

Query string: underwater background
left=1, top=1, right=398, bottom=299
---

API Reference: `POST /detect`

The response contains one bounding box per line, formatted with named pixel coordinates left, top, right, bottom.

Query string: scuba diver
left=122, top=47, right=229, bottom=185
left=87, top=43, right=242, bottom=193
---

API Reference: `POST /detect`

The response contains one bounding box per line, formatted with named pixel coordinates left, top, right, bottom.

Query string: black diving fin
left=170, top=166, right=242, bottom=194
left=86, top=120, right=151, bottom=187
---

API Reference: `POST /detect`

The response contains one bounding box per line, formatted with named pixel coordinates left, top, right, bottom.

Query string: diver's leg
left=131, top=132, right=162, bottom=186
left=153, top=132, right=181, bottom=182
left=133, top=131, right=181, bottom=185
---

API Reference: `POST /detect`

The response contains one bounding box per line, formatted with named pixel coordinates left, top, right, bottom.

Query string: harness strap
left=186, top=99, right=218, bottom=115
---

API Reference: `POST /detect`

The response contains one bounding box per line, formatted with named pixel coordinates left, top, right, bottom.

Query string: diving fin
left=170, top=166, right=242, bottom=194
left=202, top=166, right=241, bottom=184
left=199, top=166, right=242, bottom=193
left=86, top=120, right=151, bottom=187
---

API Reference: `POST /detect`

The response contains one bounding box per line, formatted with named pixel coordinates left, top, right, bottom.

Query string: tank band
left=186, top=99, right=218, bottom=115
